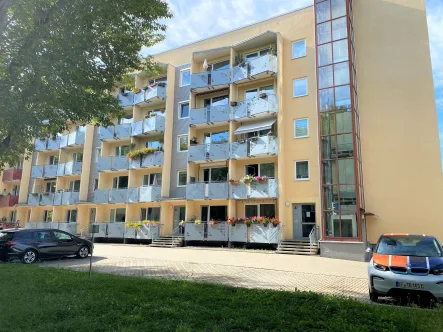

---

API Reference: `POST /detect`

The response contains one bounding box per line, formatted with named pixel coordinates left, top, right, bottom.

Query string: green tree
left=0, top=0, right=171, bottom=167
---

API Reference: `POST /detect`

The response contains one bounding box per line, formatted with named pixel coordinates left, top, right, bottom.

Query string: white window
left=45, top=181, right=56, bottom=193
left=143, top=173, right=162, bottom=186
left=110, top=208, right=126, bottom=222
left=292, top=39, right=307, bottom=59
left=178, top=101, right=190, bottom=119
left=245, top=48, right=270, bottom=61
left=177, top=170, right=187, bottom=187
left=43, top=210, right=53, bottom=222
left=72, top=152, right=83, bottom=162
left=245, top=163, right=275, bottom=178
left=66, top=209, right=77, bottom=223
left=210, top=60, right=230, bottom=71
left=115, top=145, right=130, bottom=157
left=294, top=118, right=309, bottom=138
left=177, top=135, right=188, bottom=152
left=112, top=176, right=128, bottom=189
left=148, top=76, right=167, bottom=85
left=295, top=161, right=310, bottom=180
left=49, top=155, right=59, bottom=165
left=69, top=180, right=81, bottom=192
left=180, top=69, right=190, bottom=86
left=293, top=77, right=308, bottom=97
left=245, top=85, right=274, bottom=100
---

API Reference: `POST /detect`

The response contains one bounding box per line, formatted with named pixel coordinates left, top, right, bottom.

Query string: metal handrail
left=309, top=226, right=317, bottom=250
left=277, top=224, right=285, bottom=249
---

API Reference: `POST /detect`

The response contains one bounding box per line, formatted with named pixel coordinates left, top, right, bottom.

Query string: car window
left=0, top=232, right=14, bottom=241
left=376, top=235, right=443, bottom=257
left=53, top=231, right=72, bottom=241
left=19, top=232, right=33, bottom=240
left=35, top=231, right=52, bottom=240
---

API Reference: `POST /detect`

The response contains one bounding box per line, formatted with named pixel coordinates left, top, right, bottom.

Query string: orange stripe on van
left=390, top=255, right=408, bottom=267
left=373, top=253, right=389, bottom=266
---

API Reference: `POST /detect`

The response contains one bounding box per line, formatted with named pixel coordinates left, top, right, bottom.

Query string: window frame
left=294, top=160, right=310, bottom=181
left=294, top=118, right=309, bottom=139
left=177, top=170, right=187, bottom=187
left=180, top=68, right=191, bottom=87
left=177, top=134, right=188, bottom=152
left=292, top=39, right=307, bottom=59
left=178, top=100, right=190, bottom=119
left=244, top=163, right=275, bottom=179
left=293, top=77, right=308, bottom=98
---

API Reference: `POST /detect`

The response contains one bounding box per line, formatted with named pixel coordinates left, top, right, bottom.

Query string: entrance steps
left=150, top=236, right=184, bottom=248
left=277, top=240, right=319, bottom=256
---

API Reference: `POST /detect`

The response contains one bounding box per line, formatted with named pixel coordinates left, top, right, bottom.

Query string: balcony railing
left=189, top=105, right=230, bottom=126
left=98, top=123, right=132, bottom=141
left=93, top=186, right=162, bottom=204
left=97, top=156, right=129, bottom=172
left=231, top=54, right=277, bottom=84
left=54, top=191, right=80, bottom=205
left=57, top=161, right=82, bottom=176
left=24, top=222, right=77, bottom=234
left=2, top=169, right=22, bottom=182
left=133, top=85, right=167, bottom=105
left=231, top=94, right=278, bottom=121
left=0, top=195, right=19, bottom=207
left=190, top=68, right=231, bottom=92
left=131, top=115, right=165, bottom=137
left=129, top=151, right=164, bottom=169
left=31, top=164, right=58, bottom=178
left=186, top=182, right=229, bottom=200
left=116, top=92, right=134, bottom=107
left=188, top=142, right=229, bottom=163
left=230, top=179, right=279, bottom=199
left=27, top=192, right=55, bottom=206
left=34, top=137, right=61, bottom=151
left=230, top=136, right=278, bottom=159
left=59, top=129, right=85, bottom=148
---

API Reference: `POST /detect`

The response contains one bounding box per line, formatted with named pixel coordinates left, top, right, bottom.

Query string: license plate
left=396, top=281, right=424, bottom=289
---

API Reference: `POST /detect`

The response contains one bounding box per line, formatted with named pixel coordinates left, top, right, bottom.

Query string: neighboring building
left=1, top=0, right=441, bottom=260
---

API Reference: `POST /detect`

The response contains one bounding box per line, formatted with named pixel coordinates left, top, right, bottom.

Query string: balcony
left=133, top=85, right=167, bottom=106
left=129, top=151, right=164, bottom=169
left=97, top=156, right=129, bottom=172
left=2, top=169, right=22, bottom=182
left=188, top=143, right=229, bottom=163
left=34, top=137, right=61, bottom=151
left=186, top=182, right=229, bottom=200
left=27, top=192, right=55, bottom=206
left=231, top=54, right=277, bottom=84
left=231, top=94, right=278, bottom=121
left=116, top=92, right=134, bottom=107
left=190, top=69, right=230, bottom=93
left=54, top=191, right=80, bottom=205
left=31, top=164, right=58, bottom=178
left=230, top=136, right=278, bottom=159
left=184, top=222, right=229, bottom=242
left=0, top=195, right=19, bottom=207
left=189, top=105, right=230, bottom=128
left=98, top=123, right=132, bottom=141
left=93, top=186, right=161, bottom=204
left=59, top=129, right=85, bottom=148
left=230, top=179, right=279, bottom=199
left=24, top=222, right=78, bottom=234
left=131, top=115, right=165, bottom=137
left=57, top=161, right=82, bottom=176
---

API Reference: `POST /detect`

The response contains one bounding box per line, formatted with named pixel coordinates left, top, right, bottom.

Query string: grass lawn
left=0, top=265, right=442, bottom=332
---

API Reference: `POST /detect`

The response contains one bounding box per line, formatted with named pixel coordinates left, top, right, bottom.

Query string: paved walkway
left=41, top=244, right=369, bottom=301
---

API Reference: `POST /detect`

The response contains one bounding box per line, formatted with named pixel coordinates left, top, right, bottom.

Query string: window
left=45, top=181, right=56, bottom=193
left=210, top=60, right=230, bottom=71
left=140, top=207, right=161, bottom=221
left=177, top=135, right=188, bottom=152
left=43, top=210, right=53, bottom=222
left=73, top=152, right=83, bottom=162
left=146, top=140, right=161, bottom=149
left=148, top=76, right=167, bottom=85
left=294, top=118, right=309, bottom=138
left=245, top=85, right=274, bottom=100
left=69, top=180, right=81, bottom=192
left=143, top=173, right=162, bottom=186
left=110, top=208, right=126, bottom=222
left=180, top=69, right=190, bottom=86
left=202, top=167, right=228, bottom=183
left=245, top=48, right=270, bottom=61
left=295, top=161, right=310, bottom=180
left=53, top=231, right=73, bottom=241
left=76, top=125, right=86, bottom=132
left=49, top=155, right=59, bottom=165
left=177, top=170, right=187, bottom=187
left=179, top=101, right=190, bottom=119
left=204, top=95, right=229, bottom=107
left=94, top=179, right=98, bottom=190
left=293, top=77, right=308, bottom=97
left=112, top=176, right=128, bottom=189
left=66, top=210, right=77, bottom=223
left=292, top=39, right=306, bottom=59
left=245, top=163, right=275, bottom=178
left=245, top=204, right=276, bottom=218
left=204, top=131, right=228, bottom=144
left=35, top=230, right=52, bottom=239
left=115, top=145, right=130, bottom=157
left=96, top=148, right=101, bottom=162
left=118, top=116, right=133, bottom=124
left=12, top=185, right=20, bottom=196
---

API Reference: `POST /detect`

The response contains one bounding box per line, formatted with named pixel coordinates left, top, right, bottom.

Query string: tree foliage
left=0, top=0, right=171, bottom=167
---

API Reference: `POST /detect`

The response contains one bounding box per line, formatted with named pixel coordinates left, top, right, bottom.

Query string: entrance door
left=292, top=204, right=316, bottom=240
left=173, top=206, right=185, bottom=235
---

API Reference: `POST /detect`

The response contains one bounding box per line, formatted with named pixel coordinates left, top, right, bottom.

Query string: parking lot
left=40, top=244, right=370, bottom=301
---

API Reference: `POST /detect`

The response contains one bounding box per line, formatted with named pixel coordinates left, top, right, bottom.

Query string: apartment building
left=0, top=0, right=441, bottom=261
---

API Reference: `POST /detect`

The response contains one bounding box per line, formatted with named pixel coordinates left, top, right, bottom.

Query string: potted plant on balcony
left=241, top=174, right=256, bottom=185
left=271, top=217, right=280, bottom=228
left=229, top=179, right=239, bottom=186
left=194, top=219, right=202, bottom=225
left=228, top=217, right=237, bottom=226
left=157, top=82, right=166, bottom=87
left=190, top=137, right=199, bottom=145
left=132, top=88, right=142, bottom=94
left=230, top=101, right=238, bottom=107
left=255, top=175, right=268, bottom=183
left=208, top=219, right=220, bottom=226
left=149, top=82, right=157, bottom=88
left=259, top=91, right=267, bottom=99
left=244, top=217, right=252, bottom=227
left=262, top=217, right=270, bottom=227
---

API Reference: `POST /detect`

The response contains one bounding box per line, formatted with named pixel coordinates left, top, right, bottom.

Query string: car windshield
left=0, top=232, right=14, bottom=241
left=376, top=235, right=443, bottom=257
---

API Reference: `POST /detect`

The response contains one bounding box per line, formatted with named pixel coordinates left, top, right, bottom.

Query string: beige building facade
left=0, top=0, right=441, bottom=260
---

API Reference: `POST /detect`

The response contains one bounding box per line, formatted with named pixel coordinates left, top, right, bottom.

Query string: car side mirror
left=365, top=247, right=373, bottom=253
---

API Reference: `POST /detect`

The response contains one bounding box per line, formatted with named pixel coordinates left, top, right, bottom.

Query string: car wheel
left=369, top=288, right=379, bottom=303
left=21, top=249, right=38, bottom=264
left=77, top=245, right=90, bottom=259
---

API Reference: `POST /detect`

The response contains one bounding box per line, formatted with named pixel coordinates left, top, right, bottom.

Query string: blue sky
left=144, top=0, right=443, bottom=161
